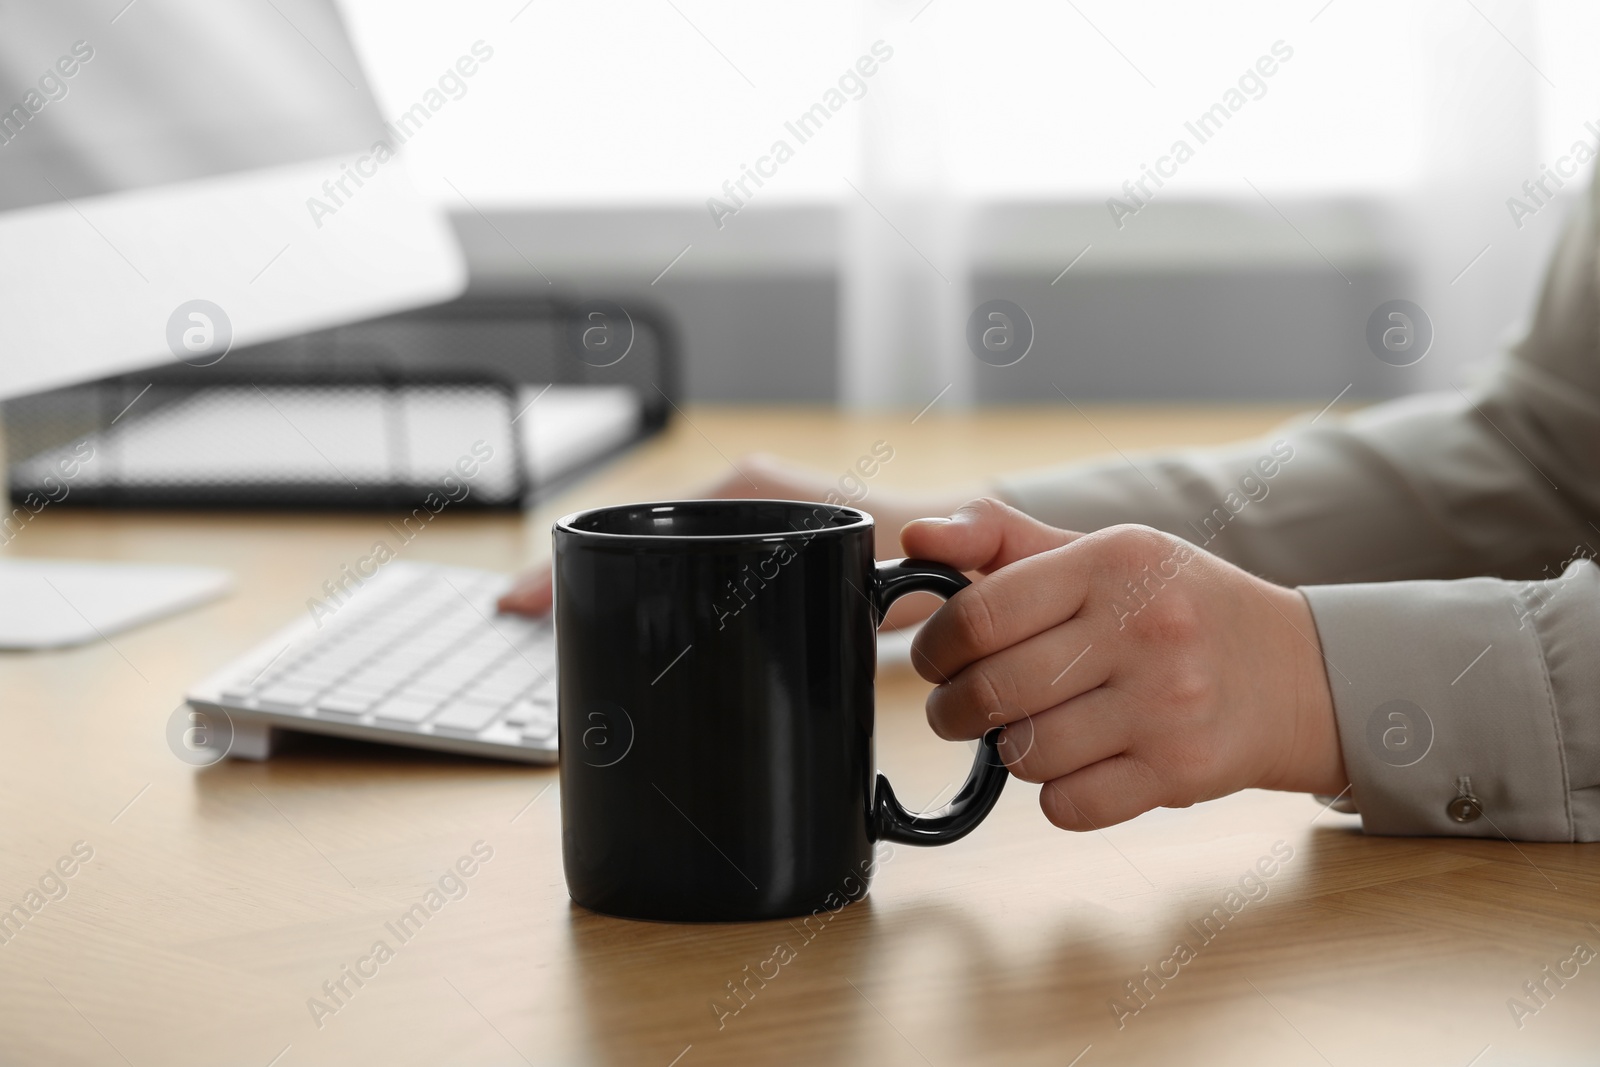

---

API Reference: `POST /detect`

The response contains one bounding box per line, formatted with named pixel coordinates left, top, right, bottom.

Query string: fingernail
left=915, top=517, right=952, bottom=526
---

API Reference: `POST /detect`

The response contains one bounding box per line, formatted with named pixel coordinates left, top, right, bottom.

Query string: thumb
left=899, top=497, right=1080, bottom=575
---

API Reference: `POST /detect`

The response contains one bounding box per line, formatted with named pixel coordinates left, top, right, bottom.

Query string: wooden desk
left=2, top=407, right=1595, bottom=1065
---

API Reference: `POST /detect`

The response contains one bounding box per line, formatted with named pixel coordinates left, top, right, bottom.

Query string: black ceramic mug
left=553, top=499, right=1008, bottom=922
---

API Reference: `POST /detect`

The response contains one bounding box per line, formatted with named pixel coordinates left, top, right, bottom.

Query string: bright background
left=337, top=0, right=1600, bottom=406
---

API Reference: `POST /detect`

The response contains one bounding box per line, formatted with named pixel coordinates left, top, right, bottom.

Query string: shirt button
left=1447, top=795, right=1483, bottom=823
left=1447, top=775, right=1483, bottom=823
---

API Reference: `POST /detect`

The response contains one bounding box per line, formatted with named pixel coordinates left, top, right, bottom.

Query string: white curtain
left=832, top=0, right=1586, bottom=405
left=343, top=0, right=1596, bottom=402
left=840, top=0, right=971, bottom=410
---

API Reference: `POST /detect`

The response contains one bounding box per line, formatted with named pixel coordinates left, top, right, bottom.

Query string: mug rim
left=554, top=498, right=873, bottom=544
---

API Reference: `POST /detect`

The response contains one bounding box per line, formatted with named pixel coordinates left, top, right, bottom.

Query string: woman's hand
left=901, top=498, right=1346, bottom=829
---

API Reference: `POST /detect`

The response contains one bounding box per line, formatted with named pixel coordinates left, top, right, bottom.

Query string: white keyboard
left=186, top=562, right=557, bottom=763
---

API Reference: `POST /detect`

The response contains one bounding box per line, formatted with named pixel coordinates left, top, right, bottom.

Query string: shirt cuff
left=1301, top=566, right=1598, bottom=841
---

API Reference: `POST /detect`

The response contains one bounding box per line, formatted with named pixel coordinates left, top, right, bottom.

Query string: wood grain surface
left=1, top=406, right=1594, bottom=1066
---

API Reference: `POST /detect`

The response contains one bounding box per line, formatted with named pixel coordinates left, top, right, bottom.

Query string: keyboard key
left=316, top=695, right=373, bottom=719
left=255, top=685, right=321, bottom=711
left=422, top=670, right=489, bottom=691
left=326, top=683, right=393, bottom=702
left=495, top=658, right=546, bottom=682
left=465, top=664, right=532, bottom=693
left=463, top=684, right=519, bottom=707
left=429, top=700, right=504, bottom=736
left=372, top=697, right=440, bottom=725
left=407, top=678, right=467, bottom=700
left=287, top=670, right=345, bottom=689
left=521, top=717, right=556, bottom=742
left=500, top=699, right=542, bottom=726
left=346, top=670, right=406, bottom=692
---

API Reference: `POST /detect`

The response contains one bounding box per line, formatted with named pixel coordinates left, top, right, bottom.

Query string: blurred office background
left=338, top=0, right=1600, bottom=406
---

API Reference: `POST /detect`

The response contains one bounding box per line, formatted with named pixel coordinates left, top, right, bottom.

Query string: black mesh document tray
left=3, top=296, right=677, bottom=510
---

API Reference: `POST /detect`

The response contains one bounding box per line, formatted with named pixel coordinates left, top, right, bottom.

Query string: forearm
left=995, top=371, right=1598, bottom=587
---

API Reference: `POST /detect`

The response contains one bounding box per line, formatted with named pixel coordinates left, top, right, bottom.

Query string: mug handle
left=869, top=558, right=1008, bottom=846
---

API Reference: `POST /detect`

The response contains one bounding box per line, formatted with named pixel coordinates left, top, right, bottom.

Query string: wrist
left=1259, top=584, right=1348, bottom=795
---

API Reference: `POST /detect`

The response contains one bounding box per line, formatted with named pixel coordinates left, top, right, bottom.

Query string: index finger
left=910, top=539, right=1095, bottom=682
